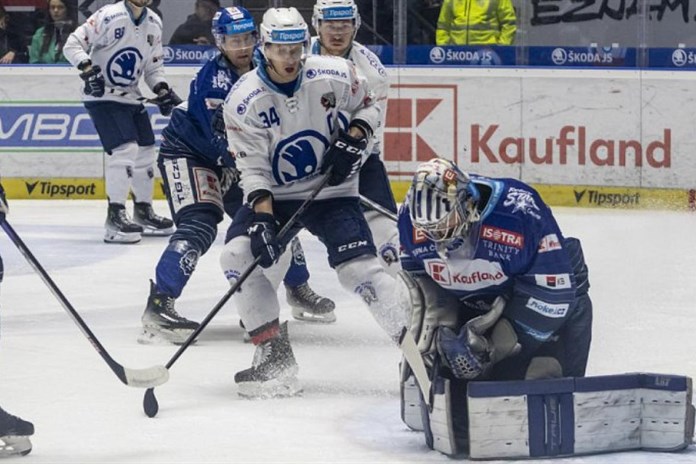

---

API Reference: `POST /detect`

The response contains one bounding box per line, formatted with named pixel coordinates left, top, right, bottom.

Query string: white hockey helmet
left=312, top=0, right=361, bottom=35
left=408, top=158, right=481, bottom=244
left=259, top=7, right=310, bottom=58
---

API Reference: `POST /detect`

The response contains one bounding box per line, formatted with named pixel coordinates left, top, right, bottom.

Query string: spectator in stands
left=0, top=5, right=28, bottom=64
left=29, top=0, right=76, bottom=63
left=408, top=0, right=441, bottom=45
left=169, top=0, right=219, bottom=46
left=436, top=0, right=516, bottom=45
left=355, top=0, right=393, bottom=45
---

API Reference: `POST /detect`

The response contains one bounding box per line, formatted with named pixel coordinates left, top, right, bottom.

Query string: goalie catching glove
left=320, top=130, right=367, bottom=186
left=437, top=296, right=521, bottom=380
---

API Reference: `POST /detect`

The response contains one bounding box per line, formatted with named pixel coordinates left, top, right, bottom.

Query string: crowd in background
left=0, top=0, right=518, bottom=65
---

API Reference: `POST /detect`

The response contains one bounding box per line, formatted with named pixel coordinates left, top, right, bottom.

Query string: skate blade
left=140, top=225, right=175, bottom=237
left=0, top=436, right=32, bottom=457
left=237, top=376, right=303, bottom=399
left=103, top=230, right=142, bottom=244
left=291, top=307, right=337, bottom=324
left=137, top=327, right=196, bottom=346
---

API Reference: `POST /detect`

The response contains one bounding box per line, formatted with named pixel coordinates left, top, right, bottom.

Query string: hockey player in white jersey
left=300, top=0, right=400, bottom=323
left=63, top=0, right=179, bottom=244
left=219, top=7, right=408, bottom=398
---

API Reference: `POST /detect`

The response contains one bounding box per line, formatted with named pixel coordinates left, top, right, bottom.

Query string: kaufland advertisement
left=0, top=67, right=694, bottom=208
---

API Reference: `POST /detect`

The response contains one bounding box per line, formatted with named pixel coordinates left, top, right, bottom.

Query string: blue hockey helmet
left=408, top=158, right=481, bottom=244
left=211, top=6, right=257, bottom=50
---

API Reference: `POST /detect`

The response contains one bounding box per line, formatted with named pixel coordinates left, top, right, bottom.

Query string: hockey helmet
left=211, top=6, right=257, bottom=50
left=312, top=0, right=361, bottom=36
left=408, top=158, right=481, bottom=244
left=259, top=7, right=310, bottom=61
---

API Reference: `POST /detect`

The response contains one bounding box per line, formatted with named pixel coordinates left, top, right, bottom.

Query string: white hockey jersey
left=309, top=38, right=389, bottom=156
left=63, top=1, right=167, bottom=105
left=223, top=54, right=381, bottom=202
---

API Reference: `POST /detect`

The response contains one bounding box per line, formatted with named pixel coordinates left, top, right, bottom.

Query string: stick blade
left=123, top=365, right=169, bottom=388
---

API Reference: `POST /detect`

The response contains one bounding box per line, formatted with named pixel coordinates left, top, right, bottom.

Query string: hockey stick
left=143, top=173, right=333, bottom=417
left=399, top=328, right=432, bottom=407
left=0, top=220, right=169, bottom=388
left=106, top=87, right=157, bottom=104
left=359, top=195, right=397, bottom=222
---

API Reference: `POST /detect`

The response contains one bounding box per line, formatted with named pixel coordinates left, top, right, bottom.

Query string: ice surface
left=0, top=200, right=694, bottom=463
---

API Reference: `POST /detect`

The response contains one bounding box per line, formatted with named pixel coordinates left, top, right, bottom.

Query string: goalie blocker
left=424, top=372, right=694, bottom=459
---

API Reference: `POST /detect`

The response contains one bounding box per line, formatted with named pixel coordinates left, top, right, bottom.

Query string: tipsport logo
left=25, top=180, right=98, bottom=198
left=270, top=29, right=306, bottom=43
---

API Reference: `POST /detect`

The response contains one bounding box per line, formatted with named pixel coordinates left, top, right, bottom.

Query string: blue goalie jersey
left=399, top=175, right=580, bottom=353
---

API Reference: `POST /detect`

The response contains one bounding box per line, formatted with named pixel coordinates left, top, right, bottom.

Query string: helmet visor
left=221, top=32, right=257, bottom=52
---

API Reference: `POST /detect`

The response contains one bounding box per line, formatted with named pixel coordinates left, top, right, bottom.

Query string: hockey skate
left=133, top=202, right=175, bottom=236
left=287, top=282, right=336, bottom=323
left=235, top=322, right=301, bottom=398
left=104, top=203, right=143, bottom=244
left=139, top=280, right=200, bottom=345
left=0, top=407, right=34, bottom=458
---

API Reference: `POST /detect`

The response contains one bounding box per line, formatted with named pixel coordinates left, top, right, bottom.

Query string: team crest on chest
left=106, top=47, right=143, bottom=86
left=272, top=130, right=330, bottom=185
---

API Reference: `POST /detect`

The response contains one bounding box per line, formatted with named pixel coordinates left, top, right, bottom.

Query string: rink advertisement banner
left=1, top=67, right=696, bottom=207
left=0, top=104, right=168, bottom=150
left=1, top=178, right=168, bottom=200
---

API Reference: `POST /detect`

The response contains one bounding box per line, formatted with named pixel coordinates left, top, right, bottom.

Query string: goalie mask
left=408, top=158, right=481, bottom=245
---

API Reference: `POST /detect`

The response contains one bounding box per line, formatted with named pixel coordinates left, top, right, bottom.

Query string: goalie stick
left=0, top=220, right=168, bottom=389
left=143, top=172, right=334, bottom=417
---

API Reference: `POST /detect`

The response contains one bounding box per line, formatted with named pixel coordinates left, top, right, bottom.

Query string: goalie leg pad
left=467, top=373, right=695, bottom=460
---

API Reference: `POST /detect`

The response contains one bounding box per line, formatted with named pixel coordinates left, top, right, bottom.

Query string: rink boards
left=1, top=66, right=695, bottom=209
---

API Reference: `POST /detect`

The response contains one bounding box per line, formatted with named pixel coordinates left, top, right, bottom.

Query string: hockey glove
left=437, top=296, right=521, bottom=380
left=0, top=182, right=8, bottom=222
left=153, top=83, right=182, bottom=117
left=320, top=130, right=367, bottom=186
left=79, top=65, right=105, bottom=97
left=248, top=212, right=281, bottom=269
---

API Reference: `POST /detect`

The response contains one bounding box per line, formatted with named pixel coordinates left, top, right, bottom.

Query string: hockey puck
left=143, top=388, right=159, bottom=418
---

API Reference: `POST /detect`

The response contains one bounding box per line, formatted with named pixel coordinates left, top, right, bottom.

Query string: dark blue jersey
left=399, top=175, right=579, bottom=354
left=160, top=52, right=244, bottom=167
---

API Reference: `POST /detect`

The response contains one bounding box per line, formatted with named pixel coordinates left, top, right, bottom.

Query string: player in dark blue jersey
left=397, top=158, right=592, bottom=452
left=139, top=6, right=334, bottom=344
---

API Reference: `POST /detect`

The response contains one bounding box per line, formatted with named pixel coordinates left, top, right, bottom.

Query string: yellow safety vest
left=436, top=0, right=517, bottom=46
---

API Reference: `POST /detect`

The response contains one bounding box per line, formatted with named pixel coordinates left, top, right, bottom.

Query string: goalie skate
left=235, top=322, right=301, bottom=399
left=133, top=202, right=175, bottom=236
left=287, top=283, right=336, bottom=323
left=138, top=280, right=199, bottom=345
